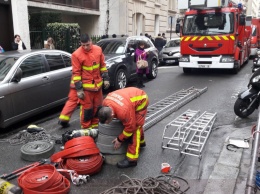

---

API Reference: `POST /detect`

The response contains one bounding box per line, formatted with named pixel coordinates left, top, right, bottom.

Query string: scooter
left=252, top=49, right=260, bottom=72
left=252, top=57, right=260, bottom=72
left=234, top=67, right=260, bottom=118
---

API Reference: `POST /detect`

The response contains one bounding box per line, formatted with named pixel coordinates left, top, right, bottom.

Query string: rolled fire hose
left=60, top=154, right=103, bottom=175
left=51, top=136, right=104, bottom=175
left=18, top=164, right=70, bottom=194
left=50, top=136, right=100, bottom=163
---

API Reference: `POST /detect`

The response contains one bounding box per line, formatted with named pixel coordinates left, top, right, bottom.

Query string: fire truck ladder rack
left=161, top=109, right=201, bottom=152
left=144, top=87, right=208, bottom=131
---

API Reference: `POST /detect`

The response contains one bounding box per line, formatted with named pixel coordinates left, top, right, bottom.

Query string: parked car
left=0, top=50, right=72, bottom=128
left=96, top=36, right=159, bottom=90
left=159, top=38, right=181, bottom=66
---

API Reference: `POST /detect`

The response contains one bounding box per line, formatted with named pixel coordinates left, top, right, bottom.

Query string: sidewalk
left=203, top=125, right=253, bottom=194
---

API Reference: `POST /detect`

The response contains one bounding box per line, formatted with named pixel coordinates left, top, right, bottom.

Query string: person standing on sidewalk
left=98, top=87, right=149, bottom=168
left=11, top=34, right=26, bottom=50
left=135, top=40, right=149, bottom=88
left=58, top=33, right=110, bottom=129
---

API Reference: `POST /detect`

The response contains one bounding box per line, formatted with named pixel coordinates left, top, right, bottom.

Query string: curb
left=203, top=126, right=252, bottom=194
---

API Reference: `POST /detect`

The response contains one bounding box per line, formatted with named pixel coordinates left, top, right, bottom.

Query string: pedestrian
left=45, top=37, right=55, bottom=49
left=135, top=40, right=149, bottom=88
left=162, top=33, right=167, bottom=45
left=58, top=33, right=110, bottom=129
left=112, top=34, right=117, bottom=38
left=154, top=33, right=165, bottom=52
left=11, top=34, right=26, bottom=50
left=149, top=35, right=155, bottom=45
left=98, top=87, right=149, bottom=168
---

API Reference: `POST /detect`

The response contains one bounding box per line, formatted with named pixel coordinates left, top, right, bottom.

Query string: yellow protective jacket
left=71, top=45, right=108, bottom=91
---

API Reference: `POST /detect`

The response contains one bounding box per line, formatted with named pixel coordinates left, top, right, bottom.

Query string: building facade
left=99, top=0, right=180, bottom=39
left=0, top=0, right=181, bottom=51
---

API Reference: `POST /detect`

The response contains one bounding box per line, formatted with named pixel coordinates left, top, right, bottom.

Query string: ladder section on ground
left=144, top=87, right=208, bottom=131
left=181, top=111, right=217, bottom=158
left=161, top=109, right=201, bottom=152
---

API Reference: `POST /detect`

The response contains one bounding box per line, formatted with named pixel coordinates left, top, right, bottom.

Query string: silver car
left=159, top=38, right=181, bottom=65
left=0, top=50, right=72, bottom=128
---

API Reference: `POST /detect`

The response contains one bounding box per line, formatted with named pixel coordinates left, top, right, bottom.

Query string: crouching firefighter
left=71, top=33, right=110, bottom=129
left=98, top=87, right=149, bottom=168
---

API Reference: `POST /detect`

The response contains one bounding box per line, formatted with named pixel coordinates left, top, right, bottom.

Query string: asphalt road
left=0, top=61, right=257, bottom=193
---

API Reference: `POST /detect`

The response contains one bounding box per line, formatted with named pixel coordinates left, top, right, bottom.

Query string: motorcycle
left=234, top=68, right=260, bottom=118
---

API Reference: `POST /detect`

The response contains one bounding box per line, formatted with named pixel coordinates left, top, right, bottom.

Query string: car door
left=44, top=52, right=71, bottom=103
left=10, top=54, right=51, bottom=117
left=125, top=39, right=138, bottom=76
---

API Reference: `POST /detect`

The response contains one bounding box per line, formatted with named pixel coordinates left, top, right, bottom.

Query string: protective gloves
left=103, top=81, right=110, bottom=89
left=75, top=81, right=85, bottom=99
left=77, top=89, right=85, bottom=99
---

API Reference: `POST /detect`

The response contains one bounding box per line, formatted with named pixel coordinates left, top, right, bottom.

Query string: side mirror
left=127, top=48, right=135, bottom=56
left=239, top=15, right=246, bottom=26
left=176, top=23, right=180, bottom=33
left=11, top=68, right=22, bottom=82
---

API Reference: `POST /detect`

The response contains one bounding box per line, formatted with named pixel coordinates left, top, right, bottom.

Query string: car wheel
left=114, top=68, right=127, bottom=90
left=146, top=60, right=158, bottom=79
left=230, top=60, right=240, bottom=74
left=183, top=67, right=192, bottom=74
left=159, top=61, right=165, bottom=66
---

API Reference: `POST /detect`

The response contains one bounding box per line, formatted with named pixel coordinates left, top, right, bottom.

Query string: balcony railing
left=29, top=0, right=99, bottom=11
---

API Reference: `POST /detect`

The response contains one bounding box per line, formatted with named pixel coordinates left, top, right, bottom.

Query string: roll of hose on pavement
left=51, top=136, right=104, bottom=175
left=18, top=164, right=70, bottom=194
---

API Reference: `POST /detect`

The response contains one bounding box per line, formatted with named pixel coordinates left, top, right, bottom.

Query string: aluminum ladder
left=181, top=111, right=217, bottom=159
left=161, top=109, right=201, bottom=152
left=144, top=87, right=208, bottom=131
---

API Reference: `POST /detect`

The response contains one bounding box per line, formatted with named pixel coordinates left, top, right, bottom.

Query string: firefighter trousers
left=79, top=89, right=103, bottom=129
left=126, top=107, right=147, bottom=161
left=59, top=89, right=78, bottom=123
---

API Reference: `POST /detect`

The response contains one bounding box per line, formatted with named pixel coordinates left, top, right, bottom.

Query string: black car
left=96, top=36, right=159, bottom=90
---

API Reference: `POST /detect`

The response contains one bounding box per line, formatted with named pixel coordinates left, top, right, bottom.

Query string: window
left=168, top=16, right=176, bottom=30
left=62, top=54, right=71, bottom=67
left=20, top=55, right=45, bottom=78
left=168, top=0, right=175, bottom=10
left=45, top=53, right=65, bottom=71
left=0, top=57, right=17, bottom=81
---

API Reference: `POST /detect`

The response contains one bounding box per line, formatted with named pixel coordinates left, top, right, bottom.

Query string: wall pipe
left=245, top=109, right=260, bottom=194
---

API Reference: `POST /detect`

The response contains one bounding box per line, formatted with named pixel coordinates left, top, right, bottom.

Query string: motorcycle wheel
left=234, top=98, right=256, bottom=118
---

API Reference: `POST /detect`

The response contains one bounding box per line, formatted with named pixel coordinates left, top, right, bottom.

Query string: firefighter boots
left=117, top=158, right=137, bottom=168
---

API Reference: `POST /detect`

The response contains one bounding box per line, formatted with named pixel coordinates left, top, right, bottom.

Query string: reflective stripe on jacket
left=102, top=87, right=149, bottom=141
left=71, top=45, right=108, bottom=91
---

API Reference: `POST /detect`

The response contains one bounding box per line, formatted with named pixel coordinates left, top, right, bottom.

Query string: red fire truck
left=250, top=18, right=260, bottom=56
left=176, top=0, right=251, bottom=74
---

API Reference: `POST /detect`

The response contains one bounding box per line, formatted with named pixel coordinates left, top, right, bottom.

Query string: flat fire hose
left=18, top=164, right=70, bottom=194
left=51, top=136, right=103, bottom=175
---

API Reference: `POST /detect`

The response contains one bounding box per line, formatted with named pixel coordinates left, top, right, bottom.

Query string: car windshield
left=182, top=12, right=234, bottom=35
left=0, top=57, right=18, bottom=81
left=97, top=40, right=126, bottom=54
left=165, top=39, right=180, bottom=48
